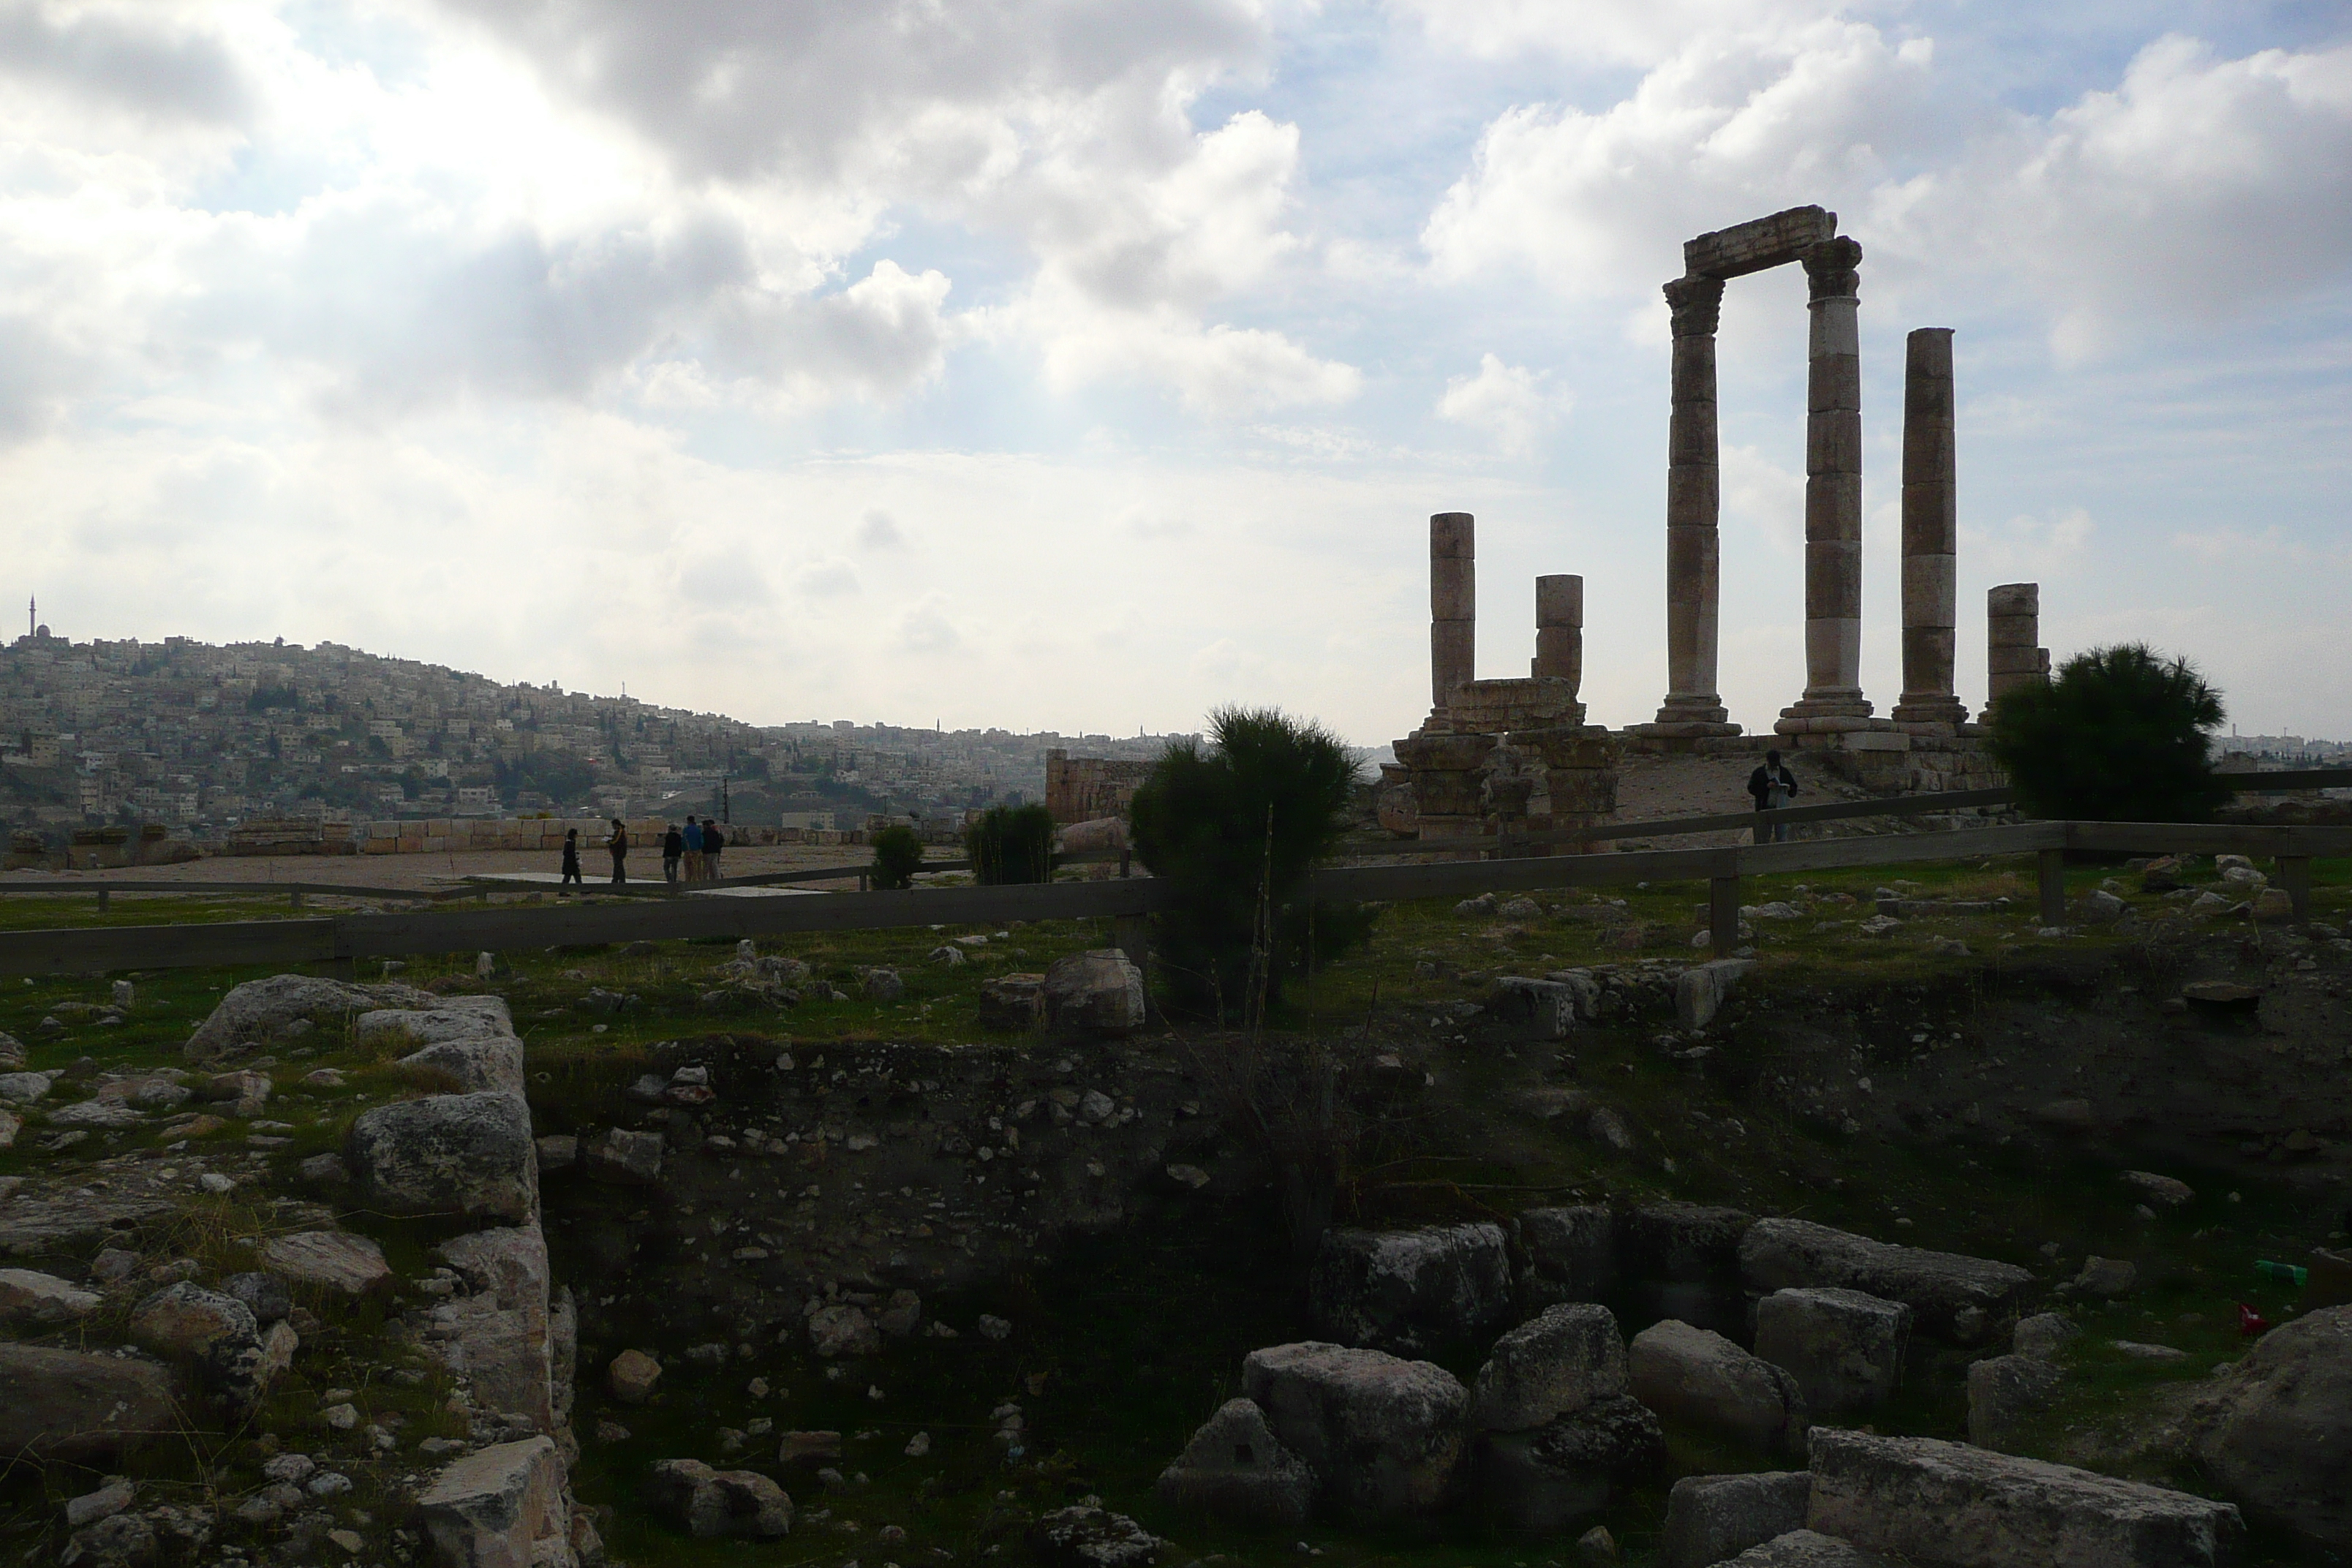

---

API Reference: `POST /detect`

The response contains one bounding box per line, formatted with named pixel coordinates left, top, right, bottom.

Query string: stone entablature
left=1044, top=750, right=1155, bottom=825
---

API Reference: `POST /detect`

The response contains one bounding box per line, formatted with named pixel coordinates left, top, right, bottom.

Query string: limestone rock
left=608, top=1350, right=661, bottom=1404
left=0, top=1267, right=103, bottom=1324
left=582, top=1127, right=663, bottom=1186
left=0, top=1070, right=54, bottom=1102
left=861, top=969, right=905, bottom=1003
left=1153, top=1398, right=1316, bottom=1528
left=1658, top=1471, right=1813, bottom=1568
left=1490, top=977, right=1578, bottom=1039
left=64, top=1476, right=137, bottom=1528
left=1027, top=1505, right=1161, bottom=1568
left=1627, top=1320, right=1808, bottom=1457
left=222, top=1272, right=291, bottom=1324
left=808, top=1303, right=881, bottom=1358
left=1242, top=1341, right=1469, bottom=1520
left=130, top=1283, right=256, bottom=1358
left=977, top=974, right=1046, bottom=1030
left=2073, top=1256, right=2137, bottom=1297
left=1041, top=950, right=1146, bottom=1037
left=417, top=1436, right=573, bottom=1568
left=434, top=1226, right=556, bottom=1434
left=647, top=1458, right=793, bottom=1539
left=1738, top=1218, right=2032, bottom=1338
left=396, top=1027, right=527, bottom=1098
left=2187, top=1303, right=2352, bottom=1549
left=1722, top=1531, right=1901, bottom=1567
left=0, top=1190, right=175, bottom=1252
left=535, top=1134, right=577, bottom=1172
left=59, top=1512, right=157, bottom=1567
left=1478, top=1395, right=1666, bottom=1534
left=1520, top=1205, right=1617, bottom=1308
left=1808, top=1428, right=2243, bottom=1567
left=1965, top=1354, right=2064, bottom=1453
left=2011, top=1313, right=2081, bottom=1362
left=1624, top=1203, right=1754, bottom=1334
left=185, top=974, right=433, bottom=1063
left=256, top=1232, right=391, bottom=1296
left=0, top=1344, right=178, bottom=1462
left=1676, top=959, right=1755, bottom=1030
left=1752, top=1288, right=1911, bottom=1416
left=1470, top=1303, right=1627, bottom=1433
left=2121, top=1171, right=2194, bottom=1207
left=346, top=1091, right=538, bottom=1223
left=1308, top=1223, right=1512, bottom=1356
left=201, top=1070, right=271, bottom=1117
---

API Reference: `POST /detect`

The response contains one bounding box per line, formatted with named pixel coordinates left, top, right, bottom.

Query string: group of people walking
left=556, top=815, right=729, bottom=890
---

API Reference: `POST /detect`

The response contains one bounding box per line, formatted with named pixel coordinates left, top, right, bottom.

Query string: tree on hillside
left=1987, top=642, right=2231, bottom=822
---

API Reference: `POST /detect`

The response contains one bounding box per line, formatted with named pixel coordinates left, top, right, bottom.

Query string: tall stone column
left=1649, top=277, right=1735, bottom=733
left=1780, top=236, right=1872, bottom=728
left=1893, top=327, right=1969, bottom=729
left=1983, top=582, right=2049, bottom=719
left=1531, top=573, right=1583, bottom=693
left=1429, top=512, right=1474, bottom=713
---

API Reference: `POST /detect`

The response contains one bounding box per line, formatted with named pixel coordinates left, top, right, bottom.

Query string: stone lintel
left=1683, top=206, right=1839, bottom=281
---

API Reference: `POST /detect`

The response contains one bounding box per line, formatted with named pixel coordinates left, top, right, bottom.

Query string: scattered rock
left=219, top=1272, right=291, bottom=1324
left=1657, top=1471, right=1813, bottom=1568
left=1243, top=1341, right=1469, bottom=1521
left=2119, top=1172, right=2194, bottom=1207
left=1676, top=959, right=1754, bottom=1030
left=129, top=1283, right=255, bottom=1360
left=1738, top=1218, right=2032, bottom=1338
left=186, top=974, right=431, bottom=1064
left=809, top=1303, right=881, bottom=1358
left=1627, top=1320, right=1807, bottom=1457
left=63, top=1476, right=137, bottom=1529
left=2188, top=1303, right=2352, bottom=1550
left=296, top=1153, right=349, bottom=1186
left=0, top=1267, right=103, bottom=1324
left=1965, top=1352, right=2065, bottom=1453
left=58, top=1511, right=157, bottom=1567
left=2079, top=889, right=2127, bottom=924
left=0, top=1344, right=178, bottom=1462
left=1477, top=1395, right=1665, bottom=1534
left=1752, top=1287, right=1911, bottom=1416
left=978, top=975, right=1047, bottom=1030
left=1490, top=977, right=1579, bottom=1039
left=1027, top=1505, right=1163, bottom=1568
left=345, top=1091, right=538, bottom=1222
left=861, top=969, right=905, bottom=1003
left=647, top=1458, right=794, bottom=1539
left=1154, top=1398, right=1316, bottom=1528
left=2073, top=1256, right=2138, bottom=1297
left=1041, top=951, right=1147, bottom=1037
left=582, top=1126, right=664, bottom=1186
left=1308, top=1223, right=1513, bottom=1356
left=1469, top=1303, right=1627, bottom=1433
left=1722, top=1531, right=1901, bottom=1566
left=257, top=1232, right=391, bottom=1296
left=416, top=1436, right=574, bottom=1568
left=534, top=1134, right=577, bottom=1172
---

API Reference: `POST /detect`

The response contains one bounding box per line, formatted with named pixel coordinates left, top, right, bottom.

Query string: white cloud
left=858, top=509, right=905, bottom=550
left=1964, top=506, right=2095, bottom=581
left=1390, top=0, right=1840, bottom=69
left=1436, top=353, right=1567, bottom=456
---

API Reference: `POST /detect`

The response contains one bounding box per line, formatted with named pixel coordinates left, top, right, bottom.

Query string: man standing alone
left=1746, top=750, right=1800, bottom=843
left=606, top=818, right=629, bottom=884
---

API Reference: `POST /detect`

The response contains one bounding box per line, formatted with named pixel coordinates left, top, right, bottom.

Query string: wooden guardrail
left=1, top=819, right=2342, bottom=977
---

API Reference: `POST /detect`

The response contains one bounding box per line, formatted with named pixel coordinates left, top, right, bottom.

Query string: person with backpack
left=682, top=815, right=704, bottom=882
left=702, top=818, right=725, bottom=881
left=1747, top=749, right=1800, bottom=843
left=662, top=822, right=683, bottom=885
left=606, top=818, right=629, bottom=883
left=559, top=827, right=582, bottom=893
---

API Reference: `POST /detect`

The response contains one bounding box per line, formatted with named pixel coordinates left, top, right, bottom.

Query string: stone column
left=1780, top=236, right=1872, bottom=727
left=1892, top=328, right=1968, bottom=729
left=1650, top=277, right=1735, bottom=733
left=1983, top=582, right=2049, bottom=718
left=1531, top=574, right=1583, bottom=693
left=1430, top=512, right=1474, bottom=713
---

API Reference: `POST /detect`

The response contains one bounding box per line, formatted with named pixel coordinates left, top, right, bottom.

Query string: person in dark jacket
left=662, top=823, right=683, bottom=885
left=606, top=818, right=628, bottom=884
left=702, top=819, right=725, bottom=880
left=682, top=815, right=704, bottom=882
left=559, top=828, right=582, bottom=892
left=1747, top=749, right=1800, bottom=843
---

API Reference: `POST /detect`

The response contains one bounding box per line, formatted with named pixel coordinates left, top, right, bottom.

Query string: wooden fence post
left=2279, top=856, right=2313, bottom=921
left=290, top=889, right=304, bottom=910
left=2038, top=848, right=2068, bottom=926
left=1709, top=875, right=1742, bottom=956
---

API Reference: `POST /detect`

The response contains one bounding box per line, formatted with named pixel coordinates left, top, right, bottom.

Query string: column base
left=1777, top=689, right=1874, bottom=734
left=1891, top=695, right=1970, bottom=731
left=1639, top=695, right=1737, bottom=737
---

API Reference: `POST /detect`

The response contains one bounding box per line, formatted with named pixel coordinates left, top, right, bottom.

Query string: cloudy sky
left=4, top=1, right=2348, bottom=745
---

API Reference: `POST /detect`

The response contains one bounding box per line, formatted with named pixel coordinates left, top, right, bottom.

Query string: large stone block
left=1964, top=1354, right=2062, bottom=1454
left=1241, top=1341, right=1469, bottom=1521
left=1725, top=1531, right=1901, bottom=1566
left=1659, top=1471, right=1813, bottom=1568
left=257, top=1230, right=393, bottom=1297
left=2188, top=1303, right=2352, bottom=1550
left=1308, top=1224, right=1512, bottom=1356
left=1041, top=951, right=1145, bottom=1038
left=347, top=1092, right=538, bottom=1224
left=1807, top=1428, right=2243, bottom=1567
left=1739, top=1218, right=2030, bottom=1338
left=0, top=1267, right=102, bottom=1324
left=1477, top=1395, right=1665, bottom=1535
left=1520, top=1205, right=1616, bottom=1307
left=185, top=973, right=433, bottom=1063
left=1154, top=1398, right=1316, bottom=1528
left=0, top=1344, right=178, bottom=1462
left=1629, top=1320, right=1808, bottom=1457
left=1470, top=1303, right=1626, bottom=1433
left=417, top=1436, right=572, bottom=1568
left=647, top=1458, right=793, bottom=1539
left=1753, top=1288, right=1911, bottom=1416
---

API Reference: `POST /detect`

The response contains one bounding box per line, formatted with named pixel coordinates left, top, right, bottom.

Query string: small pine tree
left=964, top=803, right=1057, bottom=885
left=869, top=824, right=925, bottom=890
left=1988, top=643, right=2231, bottom=822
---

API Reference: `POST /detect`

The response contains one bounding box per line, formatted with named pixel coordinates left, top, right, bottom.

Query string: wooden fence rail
left=1, top=819, right=2342, bottom=978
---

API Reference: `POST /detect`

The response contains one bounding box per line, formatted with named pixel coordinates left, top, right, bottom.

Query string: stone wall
left=1044, top=751, right=1154, bottom=825
left=218, top=818, right=822, bottom=858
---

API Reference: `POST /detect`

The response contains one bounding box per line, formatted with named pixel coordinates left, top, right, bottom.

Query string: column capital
left=1803, top=236, right=1863, bottom=301
left=1663, top=275, right=1726, bottom=336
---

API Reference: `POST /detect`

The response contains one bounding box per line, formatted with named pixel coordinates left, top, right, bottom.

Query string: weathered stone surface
left=49, top=1098, right=146, bottom=1128
left=417, top=1436, right=571, bottom=1568
left=434, top=1226, right=554, bottom=1434
left=1154, top=1398, right=1316, bottom=1528
left=1041, top=950, right=1145, bottom=1037
left=396, top=1030, right=527, bottom=1098
left=1739, top=1218, right=2032, bottom=1337
left=2074, top=1256, right=2137, bottom=1297
left=0, top=1266, right=102, bottom=1324
left=1490, top=977, right=1578, bottom=1039
left=1479, top=1395, right=1666, bottom=1534
left=1470, top=1303, right=1627, bottom=1433
left=2187, top=1303, right=2352, bottom=1549
left=0, top=1189, right=176, bottom=1253
left=1808, top=1428, right=2244, bottom=1567
left=1964, top=1353, right=2064, bottom=1453
left=1520, top=1205, right=1616, bottom=1307
left=2012, top=1313, right=2081, bottom=1362
left=130, top=1283, right=256, bottom=1358
left=1028, top=1505, right=1162, bottom=1568
left=0, top=1070, right=53, bottom=1102
left=64, top=1476, right=137, bottom=1528
left=535, top=1135, right=577, bottom=1172
left=1308, top=1223, right=1512, bottom=1356
left=2121, top=1171, right=2195, bottom=1208
left=1676, top=959, right=1754, bottom=1030
left=186, top=974, right=434, bottom=1064
left=647, top=1458, right=793, bottom=1539
left=1243, top=1341, right=1469, bottom=1520
left=1657, top=1471, right=1812, bottom=1568
left=346, top=1092, right=537, bottom=1223
left=1629, top=1320, right=1808, bottom=1456
left=59, top=1510, right=158, bottom=1567
left=809, top=1303, right=881, bottom=1358
left=581, top=1127, right=663, bottom=1186
left=256, top=1231, right=392, bottom=1296
left=222, top=1271, right=291, bottom=1324
left=1754, top=1288, right=1911, bottom=1416
left=0, top=1344, right=178, bottom=1462
left=977, top=974, right=1046, bottom=1030
left=608, top=1349, right=661, bottom=1404
left=1624, top=1204, right=1754, bottom=1334
left=1724, top=1530, right=1901, bottom=1567
left=201, top=1069, right=271, bottom=1117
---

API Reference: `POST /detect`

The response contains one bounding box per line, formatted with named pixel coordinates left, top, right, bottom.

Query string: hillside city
left=0, top=621, right=1186, bottom=841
